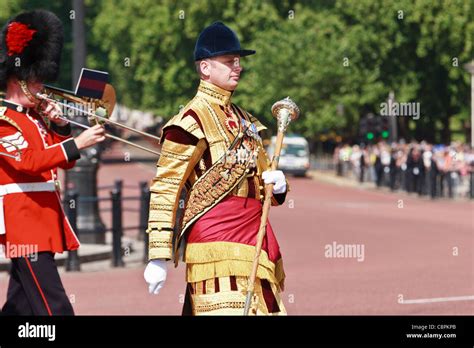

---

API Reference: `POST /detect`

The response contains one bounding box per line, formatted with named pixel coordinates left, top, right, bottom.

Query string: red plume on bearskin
left=0, top=10, right=64, bottom=91
left=5, top=22, right=37, bottom=56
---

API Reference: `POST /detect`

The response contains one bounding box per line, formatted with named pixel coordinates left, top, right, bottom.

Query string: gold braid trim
left=190, top=276, right=287, bottom=315
left=184, top=241, right=285, bottom=289
left=149, top=240, right=172, bottom=249
left=197, top=302, right=245, bottom=311
left=148, top=138, right=206, bottom=228
left=147, top=136, right=207, bottom=260
left=186, top=122, right=201, bottom=135
left=160, top=150, right=191, bottom=162
left=151, top=177, right=181, bottom=186
left=0, top=111, right=24, bottom=158
left=196, top=79, right=232, bottom=106
left=194, top=300, right=245, bottom=314
left=148, top=230, right=173, bottom=260
left=180, top=158, right=248, bottom=235
left=161, top=111, right=205, bottom=142
left=191, top=289, right=247, bottom=315
left=0, top=112, right=22, bottom=133
left=148, top=221, right=172, bottom=230
left=149, top=203, right=174, bottom=211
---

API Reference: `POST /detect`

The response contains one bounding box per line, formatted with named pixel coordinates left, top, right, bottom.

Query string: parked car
left=266, top=135, right=310, bottom=177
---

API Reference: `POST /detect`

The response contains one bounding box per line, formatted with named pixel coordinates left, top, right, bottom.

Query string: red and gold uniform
left=148, top=80, right=288, bottom=315
left=0, top=98, right=81, bottom=316
left=0, top=9, right=84, bottom=316
left=0, top=100, right=81, bottom=256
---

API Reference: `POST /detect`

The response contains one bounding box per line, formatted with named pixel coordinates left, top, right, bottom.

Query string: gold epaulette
left=0, top=107, right=22, bottom=133
left=161, top=106, right=205, bottom=142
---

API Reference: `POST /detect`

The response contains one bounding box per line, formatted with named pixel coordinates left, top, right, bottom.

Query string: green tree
left=2, top=0, right=473, bottom=144
left=89, top=0, right=285, bottom=119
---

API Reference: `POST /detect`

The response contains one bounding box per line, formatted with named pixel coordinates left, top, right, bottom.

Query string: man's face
left=202, top=54, right=243, bottom=91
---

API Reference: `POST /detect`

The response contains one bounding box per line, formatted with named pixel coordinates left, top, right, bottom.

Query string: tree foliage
left=1, top=0, right=473, bottom=143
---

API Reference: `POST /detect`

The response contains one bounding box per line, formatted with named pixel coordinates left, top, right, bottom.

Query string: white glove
left=144, top=259, right=167, bottom=295
left=262, top=170, right=287, bottom=194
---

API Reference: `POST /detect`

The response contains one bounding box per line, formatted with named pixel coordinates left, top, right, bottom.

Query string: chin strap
left=18, top=80, right=38, bottom=104
left=18, top=80, right=48, bottom=119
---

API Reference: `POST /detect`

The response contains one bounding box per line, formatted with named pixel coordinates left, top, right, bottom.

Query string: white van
left=266, top=135, right=310, bottom=177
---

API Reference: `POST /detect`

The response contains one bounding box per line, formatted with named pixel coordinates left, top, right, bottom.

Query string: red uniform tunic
left=0, top=100, right=81, bottom=257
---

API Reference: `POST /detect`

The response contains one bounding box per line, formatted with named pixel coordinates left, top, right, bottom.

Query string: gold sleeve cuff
left=148, top=229, right=173, bottom=260
left=148, top=221, right=173, bottom=231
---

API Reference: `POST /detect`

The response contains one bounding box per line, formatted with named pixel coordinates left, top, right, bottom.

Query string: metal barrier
left=64, top=181, right=151, bottom=271
left=111, top=181, right=124, bottom=267
left=65, top=191, right=81, bottom=272
left=139, top=181, right=150, bottom=264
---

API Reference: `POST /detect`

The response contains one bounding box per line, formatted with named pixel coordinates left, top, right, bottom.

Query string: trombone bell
left=41, top=83, right=116, bottom=122
left=36, top=68, right=161, bottom=156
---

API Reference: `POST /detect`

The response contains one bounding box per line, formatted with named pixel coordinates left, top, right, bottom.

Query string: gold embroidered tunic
left=147, top=80, right=288, bottom=293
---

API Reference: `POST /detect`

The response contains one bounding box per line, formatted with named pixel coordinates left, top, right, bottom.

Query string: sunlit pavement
left=1, top=154, right=472, bottom=315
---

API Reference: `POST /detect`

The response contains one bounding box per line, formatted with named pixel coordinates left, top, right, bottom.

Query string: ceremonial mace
left=244, top=97, right=300, bottom=315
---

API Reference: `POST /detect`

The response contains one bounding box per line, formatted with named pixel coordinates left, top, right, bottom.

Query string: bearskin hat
left=0, top=9, right=64, bottom=91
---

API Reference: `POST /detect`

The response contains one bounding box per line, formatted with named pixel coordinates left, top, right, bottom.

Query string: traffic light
left=381, top=117, right=390, bottom=139
left=359, top=115, right=376, bottom=142
left=360, top=114, right=392, bottom=142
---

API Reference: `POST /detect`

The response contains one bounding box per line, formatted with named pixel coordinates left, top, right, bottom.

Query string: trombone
left=36, top=84, right=162, bottom=156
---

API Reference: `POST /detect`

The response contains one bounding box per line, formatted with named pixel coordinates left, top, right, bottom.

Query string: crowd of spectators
left=333, top=140, right=474, bottom=199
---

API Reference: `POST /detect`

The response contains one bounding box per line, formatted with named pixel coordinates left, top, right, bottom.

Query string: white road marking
left=401, top=295, right=474, bottom=304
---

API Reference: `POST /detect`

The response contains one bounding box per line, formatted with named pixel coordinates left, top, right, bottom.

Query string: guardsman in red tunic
left=0, top=10, right=105, bottom=315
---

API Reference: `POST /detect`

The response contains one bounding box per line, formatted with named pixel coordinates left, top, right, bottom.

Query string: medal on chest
left=240, top=117, right=260, bottom=141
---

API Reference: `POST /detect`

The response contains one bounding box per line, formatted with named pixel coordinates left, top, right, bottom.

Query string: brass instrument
left=36, top=84, right=161, bottom=156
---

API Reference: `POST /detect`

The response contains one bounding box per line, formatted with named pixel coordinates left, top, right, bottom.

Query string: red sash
left=186, top=195, right=282, bottom=263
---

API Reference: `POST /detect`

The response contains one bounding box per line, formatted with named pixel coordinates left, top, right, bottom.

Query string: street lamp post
left=65, top=0, right=106, bottom=243
left=388, top=91, right=398, bottom=143
left=464, top=60, right=474, bottom=200
left=464, top=60, right=474, bottom=148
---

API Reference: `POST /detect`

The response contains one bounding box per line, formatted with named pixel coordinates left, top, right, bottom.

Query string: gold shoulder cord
left=0, top=106, right=24, bottom=160
left=0, top=107, right=22, bottom=133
